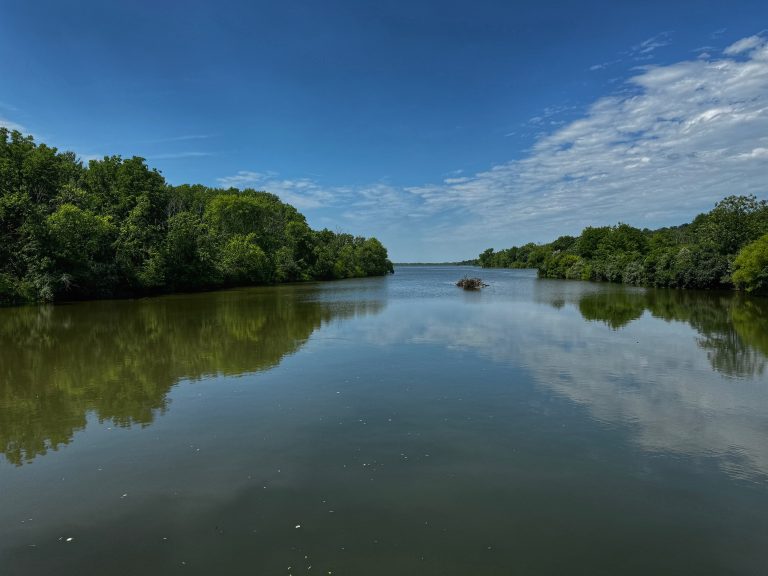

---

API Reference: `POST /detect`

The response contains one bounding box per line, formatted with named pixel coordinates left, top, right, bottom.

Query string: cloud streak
left=724, top=34, right=766, bottom=55
left=219, top=34, right=768, bottom=260
left=142, top=134, right=212, bottom=144
left=589, top=32, right=672, bottom=71
left=628, top=32, right=672, bottom=59
left=425, top=34, right=768, bottom=245
left=0, top=117, right=26, bottom=133
left=147, top=151, right=215, bottom=160
left=217, top=170, right=349, bottom=210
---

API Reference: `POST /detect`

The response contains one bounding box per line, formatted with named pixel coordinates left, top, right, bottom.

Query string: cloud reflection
left=349, top=284, right=768, bottom=480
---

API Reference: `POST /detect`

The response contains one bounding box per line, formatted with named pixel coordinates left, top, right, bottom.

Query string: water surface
left=2, top=267, right=767, bottom=575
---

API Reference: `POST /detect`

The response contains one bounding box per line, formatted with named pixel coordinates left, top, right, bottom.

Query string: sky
left=1, top=0, right=767, bottom=261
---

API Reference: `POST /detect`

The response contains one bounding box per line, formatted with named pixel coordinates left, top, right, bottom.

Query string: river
left=1, top=266, right=767, bottom=575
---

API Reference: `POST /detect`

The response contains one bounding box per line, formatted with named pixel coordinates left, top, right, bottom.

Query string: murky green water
left=2, top=267, right=767, bottom=575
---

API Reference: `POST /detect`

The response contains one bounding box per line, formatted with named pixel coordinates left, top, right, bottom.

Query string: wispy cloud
left=0, top=117, right=26, bottom=133
left=0, top=117, right=107, bottom=163
left=354, top=301, right=768, bottom=479
left=398, top=34, right=768, bottom=249
left=628, top=32, right=673, bottom=60
left=525, top=104, right=579, bottom=133
left=217, top=170, right=277, bottom=188
left=724, top=34, right=766, bottom=55
left=142, top=134, right=212, bottom=144
left=711, top=27, right=727, bottom=39
left=589, top=58, right=622, bottom=71
left=147, top=151, right=215, bottom=160
left=217, top=170, right=347, bottom=210
left=80, top=153, right=106, bottom=162
left=219, top=34, right=768, bottom=260
left=590, top=32, right=673, bottom=71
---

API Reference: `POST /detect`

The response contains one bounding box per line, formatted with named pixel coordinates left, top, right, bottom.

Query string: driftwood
left=456, top=276, right=488, bottom=290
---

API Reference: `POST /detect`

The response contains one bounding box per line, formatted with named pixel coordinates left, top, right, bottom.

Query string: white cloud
left=144, top=134, right=211, bottom=143
left=588, top=32, right=671, bottom=71
left=217, top=170, right=346, bottom=210
left=724, top=34, right=766, bottom=56
left=80, top=153, right=105, bottom=162
left=736, top=147, right=768, bottom=160
left=335, top=295, right=768, bottom=480
left=148, top=151, right=214, bottom=160
left=389, top=35, right=768, bottom=254
left=0, top=117, right=26, bottom=133
left=218, top=35, right=768, bottom=261
left=217, top=170, right=275, bottom=188
left=0, top=117, right=102, bottom=163
left=711, top=28, right=727, bottom=39
left=628, top=32, right=672, bottom=60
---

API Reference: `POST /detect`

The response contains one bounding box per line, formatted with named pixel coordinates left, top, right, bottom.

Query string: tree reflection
left=566, top=287, right=768, bottom=377
left=577, top=291, right=646, bottom=329
left=0, top=286, right=384, bottom=465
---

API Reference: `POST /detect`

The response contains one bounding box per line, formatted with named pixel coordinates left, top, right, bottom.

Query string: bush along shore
left=0, top=129, right=393, bottom=305
left=478, top=195, right=768, bottom=294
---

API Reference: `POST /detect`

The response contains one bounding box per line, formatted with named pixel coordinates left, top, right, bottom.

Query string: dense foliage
left=0, top=129, right=393, bottom=304
left=732, top=234, right=768, bottom=294
left=479, top=195, right=768, bottom=293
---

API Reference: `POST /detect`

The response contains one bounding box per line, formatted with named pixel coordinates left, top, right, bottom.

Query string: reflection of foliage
left=577, top=291, right=646, bottom=329
left=645, top=291, right=767, bottom=378
left=559, top=288, right=768, bottom=377
left=0, top=287, right=384, bottom=465
left=731, top=299, right=768, bottom=358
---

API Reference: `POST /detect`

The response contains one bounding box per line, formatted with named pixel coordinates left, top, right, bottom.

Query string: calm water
left=2, top=267, right=767, bottom=575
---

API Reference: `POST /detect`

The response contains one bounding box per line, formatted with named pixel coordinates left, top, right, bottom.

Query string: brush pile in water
left=456, top=276, right=488, bottom=290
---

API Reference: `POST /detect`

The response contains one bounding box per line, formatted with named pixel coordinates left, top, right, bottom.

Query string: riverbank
left=478, top=195, right=768, bottom=294
left=0, top=129, right=393, bottom=306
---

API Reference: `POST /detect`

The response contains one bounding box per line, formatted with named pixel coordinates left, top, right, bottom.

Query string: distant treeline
left=395, top=260, right=478, bottom=266
left=0, top=129, right=393, bottom=305
left=478, top=195, right=768, bottom=294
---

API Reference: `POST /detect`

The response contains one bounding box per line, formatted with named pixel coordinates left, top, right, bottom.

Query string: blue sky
left=1, top=0, right=767, bottom=261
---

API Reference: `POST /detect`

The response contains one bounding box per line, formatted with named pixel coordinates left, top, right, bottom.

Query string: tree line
left=0, top=129, right=393, bottom=305
left=478, top=195, right=768, bottom=294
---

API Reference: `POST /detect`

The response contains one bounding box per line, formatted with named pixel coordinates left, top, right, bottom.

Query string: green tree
left=575, top=226, right=612, bottom=259
left=357, top=237, right=394, bottom=276
left=46, top=204, right=117, bottom=297
left=161, top=211, right=216, bottom=289
left=479, top=248, right=495, bottom=268
left=219, top=234, right=271, bottom=284
left=695, top=195, right=768, bottom=255
left=114, top=194, right=165, bottom=289
left=732, top=233, right=768, bottom=293
left=84, top=156, right=167, bottom=221
left=0, top=130, right=395, bottom=305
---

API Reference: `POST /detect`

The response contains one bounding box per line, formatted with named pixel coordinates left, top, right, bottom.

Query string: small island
left=456, top=276, right=488, bottom=290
